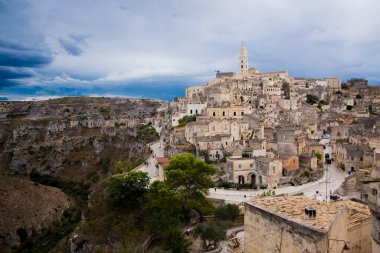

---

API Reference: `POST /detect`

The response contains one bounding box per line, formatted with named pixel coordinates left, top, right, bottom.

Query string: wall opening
left=16, top=228, right=28, bottom=244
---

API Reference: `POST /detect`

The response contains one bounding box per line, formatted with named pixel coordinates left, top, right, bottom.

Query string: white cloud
left=3, top=0, right=380, bottom=90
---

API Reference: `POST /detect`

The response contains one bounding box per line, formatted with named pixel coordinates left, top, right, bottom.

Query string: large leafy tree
left=144, top=154, right=216, bottom=252
left=144, top=181, right=185, bottom=235
left=108, top=171, right=149, bottom=208
left=194, top=222, right=227, bottom=250
left=164, top=153, right=215, bottom=220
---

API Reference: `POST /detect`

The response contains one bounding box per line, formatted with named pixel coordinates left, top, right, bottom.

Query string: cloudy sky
left=1, top=0, right=380, bottom=101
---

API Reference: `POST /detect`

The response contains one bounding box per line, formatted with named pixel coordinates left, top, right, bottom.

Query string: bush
left=137, top=124, right=159, bottom=139
left=215, top=204, right=240, bottom=221
left=165, top=228, right=191, bottom=253
left=215, top=181, right=258, bottom=189
left=108, top=171, right=149, bottom=208
left=306, top=94, right=319, bottom=105
left=178, top=115, right=196, bottom=127
left=194, top=222, right=227, bottom=250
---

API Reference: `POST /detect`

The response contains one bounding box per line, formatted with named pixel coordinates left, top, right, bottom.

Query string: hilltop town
left=1, top=47, right=380, bottom=253
left=158, top=46, right=379, bottom=189
left=150, top=46, right=380, bottom=252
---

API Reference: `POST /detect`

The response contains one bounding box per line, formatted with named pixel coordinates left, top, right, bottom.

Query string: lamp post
left=325, top=157, right=332, bottom=201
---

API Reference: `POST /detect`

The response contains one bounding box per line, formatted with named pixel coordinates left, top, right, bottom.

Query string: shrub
left=306, top=94, right=319, bottom=105
left=177, top=115, right=196, bottom=127
left=108, top=171, right=149, bottom=208
left=194, top=222, right=227, bottom=250
left=215, top=204, right=240, bottom=221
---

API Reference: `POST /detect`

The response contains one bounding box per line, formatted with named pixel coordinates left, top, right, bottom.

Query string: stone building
left=364, top=149, right=380, bottom=253
left=226, top=157, right=282, bottom=188
left=156, top=157, right=169, bottom=181
left=244, top=196, right=371, bottom=253
left=276, top=126, right=306, bottom=157
left=334, top=142, right=373, bottom=172
left=282, top=155, right=299, bottom=172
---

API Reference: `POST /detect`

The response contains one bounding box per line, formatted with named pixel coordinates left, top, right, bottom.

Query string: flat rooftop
left=249, top=196, right=370, bottom=231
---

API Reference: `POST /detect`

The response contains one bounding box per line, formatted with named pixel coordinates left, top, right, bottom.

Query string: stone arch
left=16, top=228, right=28, bottom=244
left=250, top=174, right=256, bottom=185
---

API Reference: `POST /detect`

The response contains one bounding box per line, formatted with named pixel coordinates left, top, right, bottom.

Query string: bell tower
left=239, top=43, right=249, bottom=77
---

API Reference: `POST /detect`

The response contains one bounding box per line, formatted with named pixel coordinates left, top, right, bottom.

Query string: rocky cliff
left=0, top=176, right=71, bottom=251
left=0, top=97, right=162, bottom=180
left=0, top=97, right=164, bottom=252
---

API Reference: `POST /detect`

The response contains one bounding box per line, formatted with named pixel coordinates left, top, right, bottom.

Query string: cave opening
left=16, top=228, right=27, bottom=244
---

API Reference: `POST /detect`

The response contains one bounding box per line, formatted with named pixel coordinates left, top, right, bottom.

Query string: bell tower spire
left=239, top=43, right=249, bottom=78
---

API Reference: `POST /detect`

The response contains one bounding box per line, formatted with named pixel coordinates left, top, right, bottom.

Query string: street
left=137, top=129, right=348, bottom=203
left=208, top=139, right=348, bottom=203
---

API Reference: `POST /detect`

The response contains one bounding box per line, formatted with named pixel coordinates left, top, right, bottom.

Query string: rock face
left=0, top=97, right=164, bottom=252
left=0, top=97, right=163, bottom=179
left=0, top=175, right=71, bottom=250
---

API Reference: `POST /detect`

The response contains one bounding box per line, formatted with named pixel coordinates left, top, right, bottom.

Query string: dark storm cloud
left=58, top=34, right=89, bottom=56
left=0, top=39, right=53, bottom=68
left=0, top=66, right=35, bottom=79
left=0, top=1, right=54, bottom=89
left=0, top=38, right=52, bottom=89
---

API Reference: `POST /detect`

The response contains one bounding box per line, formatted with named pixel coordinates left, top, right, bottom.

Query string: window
left=233, top=112, right=237, bottom=116
left=239, top=164, right=242, bottom=169
left=196, top=109, right=198, bottom=114
left=213, top=112, right=216, bottom=117
left=372, top=188, right=377, bottom=196
left=241, top=112, right=244, bottom=116
left=250, top=163, right=253, bottom=168
left=222, top=111, right=225, bottom=116
left=190, top=110, right=193, bottom=114
left=241, top=65, right=243, bottom=68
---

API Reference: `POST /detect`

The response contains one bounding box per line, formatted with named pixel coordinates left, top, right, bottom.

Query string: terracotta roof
left=249, top=196, right=370, bottom=231
left=156, top=157, right=170, bottom=167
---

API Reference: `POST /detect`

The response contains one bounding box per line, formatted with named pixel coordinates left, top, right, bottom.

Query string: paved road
left=138, top=129, right=348, bottom=203
left=138, top=123, right=164, bottom=182
left=208, top=139, right=349, bottom=203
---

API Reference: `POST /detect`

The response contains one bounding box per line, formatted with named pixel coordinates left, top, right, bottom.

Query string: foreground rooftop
left=249, top=195, right=370, bottom=231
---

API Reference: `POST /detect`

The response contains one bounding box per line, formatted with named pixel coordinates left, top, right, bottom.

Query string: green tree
left=306, top=94, right=319, bottom=105
left=144, top=181, right=185, bottom=236
left=108, top=171, right=149, bottom=208
left=165, top=228, right=191, bottom=253
left=215, top=204, right=240, bottom=221
left=178, top=115, right=196, bottom=127
left=165, top=153, right=216, bottom=220
left=194, top=222, right=227, bottom=250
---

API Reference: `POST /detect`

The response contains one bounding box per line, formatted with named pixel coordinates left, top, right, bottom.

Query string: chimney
left=305, top=206, right=316, bottom=220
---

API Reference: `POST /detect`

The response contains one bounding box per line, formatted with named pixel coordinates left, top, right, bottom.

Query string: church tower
left=239, top=44, right=249, bottom=77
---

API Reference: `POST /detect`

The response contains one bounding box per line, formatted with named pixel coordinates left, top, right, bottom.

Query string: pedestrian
left=214, top=187, right=216, bottom=192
